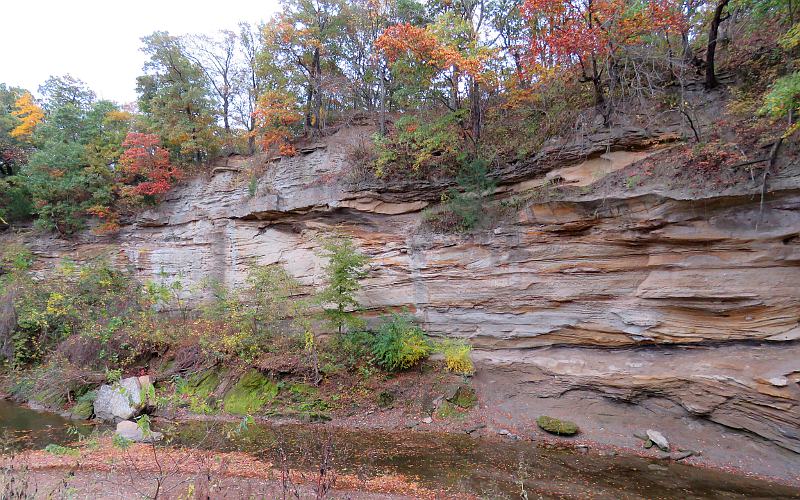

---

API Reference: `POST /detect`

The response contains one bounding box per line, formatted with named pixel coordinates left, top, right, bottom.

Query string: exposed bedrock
left=9, top=138, right=800, bottom=463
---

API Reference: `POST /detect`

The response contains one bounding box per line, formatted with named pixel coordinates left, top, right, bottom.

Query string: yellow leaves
left=104, top=110, right=133, bottom=124
left=11, top=92, right=45, bottom=140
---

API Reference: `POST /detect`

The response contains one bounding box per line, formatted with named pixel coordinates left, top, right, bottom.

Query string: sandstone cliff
left=7, top=125, right=800, bottom=478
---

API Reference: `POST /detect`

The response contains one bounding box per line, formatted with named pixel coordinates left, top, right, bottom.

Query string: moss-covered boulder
left=447, top=385, right=477, bottom=409
left=223, top=370, right=278, bottom=415
left=536, top=415, right=579, bottom=436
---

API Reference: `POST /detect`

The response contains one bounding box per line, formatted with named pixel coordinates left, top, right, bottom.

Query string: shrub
left=759, top=71, right=800, bottom=136
left=440, top=339, right=474, bottom=375
left=422, top=158, right=496, bottom=233
left=372, top=111, right=466, bottom=178
left=200, top=264, right=307, bottom=363
left=371, top=314, right=431, bottom=371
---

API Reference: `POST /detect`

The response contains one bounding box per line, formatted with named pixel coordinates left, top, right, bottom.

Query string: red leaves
left=118, top=132, right=181, bottom=197
left=521, top=0, right=685, bottom=64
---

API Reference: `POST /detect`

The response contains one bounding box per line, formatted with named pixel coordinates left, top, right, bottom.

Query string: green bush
left=371, top=314, right=431, bottom=371
left=760, top=71, right=800, bottom=136
left=0, top=176, right=33, bottom=224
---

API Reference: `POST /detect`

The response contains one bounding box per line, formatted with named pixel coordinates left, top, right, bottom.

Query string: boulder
left=537, top=416, right=579, bottom=436
left=94, top=377, right=145, bottom=422
left=446, top=385, right=477, bottom=409
left=116, top=420, right=163, bottom=443
left=646, top=429, right=670, bottom=451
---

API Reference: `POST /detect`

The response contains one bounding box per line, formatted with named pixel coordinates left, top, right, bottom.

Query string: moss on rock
left=536, top=415, right=579, bottom=436
left=448, top=385, right=477, bottom=409
left=223, top=370, right=278, bottom=415
left=188, top=370, right=220, bottom=400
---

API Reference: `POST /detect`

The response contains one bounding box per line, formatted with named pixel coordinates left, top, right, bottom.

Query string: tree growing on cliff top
left=118, top=132, right=182, bottom=199
left=520, top=0, right=684, bottom=114
left=318, top=235, right=369, bottom=335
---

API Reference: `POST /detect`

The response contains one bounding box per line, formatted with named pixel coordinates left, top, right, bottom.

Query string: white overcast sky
left=0, top=0, right=280, bottom=105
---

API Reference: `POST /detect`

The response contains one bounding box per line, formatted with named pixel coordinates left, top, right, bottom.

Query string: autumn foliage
left=118, top=132, right=182, bottom=197
left=520, top=0, right=684, bottom=66
left=376, top=23, right=485, bottom=79
left=252, top=90, right=302, bottom=156
left=11, top=92, right=45, bottom=140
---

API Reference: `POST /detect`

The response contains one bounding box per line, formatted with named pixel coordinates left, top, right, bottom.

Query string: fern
left=371, top=314, right=431, bottom=371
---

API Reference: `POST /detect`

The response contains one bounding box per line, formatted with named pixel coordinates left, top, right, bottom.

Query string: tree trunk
left=379, top=63, right=387, bottom=136
left=222, top=99, right=230, bottom=133
left=248, top=116, right=256, bottom=154
left=591, top=56, right=604, bottom=107
left=470, top=77, right=481, bottom=144
left=450, top=66, right=459, bottom=111
left=312, top=48, right=322, bottom=134
left=705, top=0, right=730, bottom=89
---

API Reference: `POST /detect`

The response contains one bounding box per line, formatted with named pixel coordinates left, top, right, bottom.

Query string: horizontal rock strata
left=7, top=137, right=800, bottom=467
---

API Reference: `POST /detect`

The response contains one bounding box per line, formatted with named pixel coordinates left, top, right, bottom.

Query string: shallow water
left=1, top=400, right=798, bottom=499
left=0, top=399, right=92, bottom=451
left=166, top=419, right=800, bottom=499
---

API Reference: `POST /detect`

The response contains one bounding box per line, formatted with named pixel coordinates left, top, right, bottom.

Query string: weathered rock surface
left=94, top=377, right=144, bottom=422
left=6, top=131, right=800, bottom=477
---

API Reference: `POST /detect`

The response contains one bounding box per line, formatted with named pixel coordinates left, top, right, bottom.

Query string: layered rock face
left=13, top=131, right=800, bottom=473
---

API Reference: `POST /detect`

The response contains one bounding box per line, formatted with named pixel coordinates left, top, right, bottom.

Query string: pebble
left=422, top=417, right=433, bottom=424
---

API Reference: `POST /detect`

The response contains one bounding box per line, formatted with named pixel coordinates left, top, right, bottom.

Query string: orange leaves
left=10, top=92, right=44, bottom=140
left=376, top=23, right=485, bottom=79
left=252, top=90, right=302, bottom=156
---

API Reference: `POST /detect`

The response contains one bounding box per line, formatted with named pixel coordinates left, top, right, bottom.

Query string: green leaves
left=371, top=314, right=431, bottom=371
left=318, top=235, right=369, bottom=335
left=759, top=71, right=800, bottom=136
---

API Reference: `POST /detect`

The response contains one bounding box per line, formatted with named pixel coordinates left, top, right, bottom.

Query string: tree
left=23, top=96, right=124, bottom=233
left=10, top=92, right=44, bottom=141
left=235, top=22, right=268, bottom=153
left=318, top=235, right=369, bottom=335
left=521, top=0, right=684, bottom=115
left=377, top=3, right=492, bottom=145
left=38, top=74, right=96, bottom=111
left=705, top=0, right=730, bottom=89
left=117, top=132, right=182, bottom=198
left=137, top=31, right=220, bottom=163
left=266, top=0, right=348, bottom=134
left=252, top=90, right=303, bottom=155
left=184, top=31, right=239, bottom=135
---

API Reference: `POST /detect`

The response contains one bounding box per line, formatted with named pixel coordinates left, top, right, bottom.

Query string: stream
left=1, top=399, right=799, bottom=499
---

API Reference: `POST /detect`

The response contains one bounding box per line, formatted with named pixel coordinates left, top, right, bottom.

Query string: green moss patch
left=537, top=416, right=579, bottom=436
left=223, top=370, right=278, bottom=415
left=188, top=369, right=220, bottom=400
left=447, top=385, right=477, bottom=409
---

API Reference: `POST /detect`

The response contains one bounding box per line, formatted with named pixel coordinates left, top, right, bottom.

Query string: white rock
left=116, top=420, right=163, bottom=443
left=422, top=417, right=433, bottom=424
left=768, top=376, right=788, bottom=387
left=94, top=377, right=144, bottom=422
left=646, top=429, right=670, bottom=451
